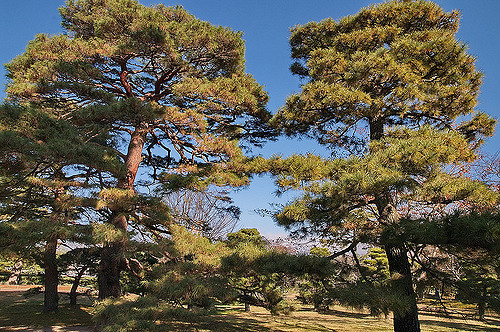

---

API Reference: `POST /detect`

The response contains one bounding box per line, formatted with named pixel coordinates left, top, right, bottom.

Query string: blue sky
left=1, top=0, right=499, bottom=237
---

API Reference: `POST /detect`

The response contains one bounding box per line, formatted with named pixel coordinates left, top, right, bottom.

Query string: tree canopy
left=4, top=0, right=273, bottom=300
left=0, top=0, right=499, bottom=330
left=266, top=1, right=498, bottom=331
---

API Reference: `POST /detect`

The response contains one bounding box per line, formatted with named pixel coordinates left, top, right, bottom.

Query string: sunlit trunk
left=98, top=128, right=146, bottom=299
left=7, top=261, right=23, bottom=285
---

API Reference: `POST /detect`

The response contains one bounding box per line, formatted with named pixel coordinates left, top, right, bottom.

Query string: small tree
left=224, top=228, right=285, bottom=313
left=408, top=212, right=500, bottom=320
left=456, top=253, right=499, bottom=320
left=59, top=247, right=99, bottom=305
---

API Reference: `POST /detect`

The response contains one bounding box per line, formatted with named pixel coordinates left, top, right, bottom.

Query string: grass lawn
left=156, top=305, right=498, bottom=332
left=0, top=287, right=93, bottom=329
left=215, top=306, right=500, bottom=332
left=0, top=287, right=499, bottom=332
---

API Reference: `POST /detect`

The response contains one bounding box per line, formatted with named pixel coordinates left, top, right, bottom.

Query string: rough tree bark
left=98, top=128, right=146, bottom=299
left=376, top=188, right=420, bottom=332
left=43, top=237, right=59, bottom=312
left=385, top=245, right=421, bottom=332
left=478, top=285, right=487, bottom=321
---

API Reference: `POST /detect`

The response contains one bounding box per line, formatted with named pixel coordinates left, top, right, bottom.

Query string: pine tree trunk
left=98, top=128, right=146, bottom=299
left=385, top=245, right=420, bottom=332
left=43, top=237, right=59, bottom=312
left=478, top=285, right=487, bottom=321
left=375, top=181, right=420, bottom=332
left=98, top=234, right=125, bottom=299
left=478, top=301, right=486, bottom=321
left=245, top=302, right=251, bottom=312
left=7, top=261, right=23, bottom=285
left=70, top=267, right=86, bottom=305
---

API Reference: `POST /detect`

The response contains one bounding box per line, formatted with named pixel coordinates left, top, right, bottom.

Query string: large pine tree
left=269, top=1, right=497, bottom=331
left=6, top=0, right=272, bottom=299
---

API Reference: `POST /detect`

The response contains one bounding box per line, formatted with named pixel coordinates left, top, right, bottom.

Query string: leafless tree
left=474, top=152, right=500, bottom=189
left=162, top=189, right=239, bottom=240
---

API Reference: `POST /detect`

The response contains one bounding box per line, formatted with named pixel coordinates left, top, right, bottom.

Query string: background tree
left=296, top=246, right=354, bottom=312
left=455, top=250, right=499, bottom=320
left=161, top=188, right=239, bottom=240
left=475, top=153, right=500, bottom=190
left=92, top=224, right=234, bottom=331
left=6, top=0, right=272, bottom=299
left=59, top=246, right=99, bottom=305
left=223, top=228, right=287, bottom=313
left=405, top=211, right=500, bottom=320
left=0, top=254, right=28, bottom=285
left=267, top=1, right=497, bottom=331
left=223, top=228, right=342, bottom=315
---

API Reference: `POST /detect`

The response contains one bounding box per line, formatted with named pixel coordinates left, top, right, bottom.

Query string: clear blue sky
left=1, top=0, right=499, bottom=237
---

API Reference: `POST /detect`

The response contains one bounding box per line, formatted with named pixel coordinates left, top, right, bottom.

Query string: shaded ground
left=0, top=286, right=93, bottom=331
left=0, top=326, right=93, bottom=332
left=211, top=306, right=500, bottom=332
left=98, top=305, right=500, bottom=332
left=1, top=286, right=499, bottom=332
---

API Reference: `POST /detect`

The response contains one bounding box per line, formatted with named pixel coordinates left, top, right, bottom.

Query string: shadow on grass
left=151, top=308, right=343, bottom=332
left=146, top=315, right=288, bottom=332
left=197, top=316, right=286, bottom=332
left=0, top=291, right=93, bottom=328
left=419, top=319, right=499, bottom=332
left=316, top=308, right=372, bottom=319
left=484, top=317, right=500, bottom=327
left=419, top=309, right=500, bottom=328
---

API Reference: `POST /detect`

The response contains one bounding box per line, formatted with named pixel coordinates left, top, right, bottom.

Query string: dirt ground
left=0, top=285, right=88, bottom=293
left=0, top=326, right=93, bottom=332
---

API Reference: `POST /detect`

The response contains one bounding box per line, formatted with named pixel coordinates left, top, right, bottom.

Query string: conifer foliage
left=269, top=1, right=498, bottom=331
left=0, top=103, right=114, bottom=311
left=5, top=0, right=271, bottom=299
left=1, top=0, right=499, bottom=328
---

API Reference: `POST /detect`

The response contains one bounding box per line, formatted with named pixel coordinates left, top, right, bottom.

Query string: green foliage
left=297, top=248, right=408, bottom=317
left=0, top=253, right=42, bottom=284
left=6, top=1, right=272, bottom=176
left=266, top=126, right=497, bottom=241
left=410, top=212, right=500, bottom=317
left=330, top=248, right=395, bottom=316
left=266, top=1, right=498, bottom=330
left=361, top=247, right=390, bottom=285
left=223, top=229, right=345, bottom=314
left=276, top=0, right=494, bottom=151
left=4, top=0, right=273, bottom=300
left=96, top=227, right=348, bottom=331
left=226, top=228, right=267, bottom=249
left=0, top=103, right=122, bottom=177
left=138, top=225, right=233, bottom=309
left=93, top=296, right=212, bottom=332
left=455, top=253, right=500, bottom=316
left=396, top=211, right=500, bottom=252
